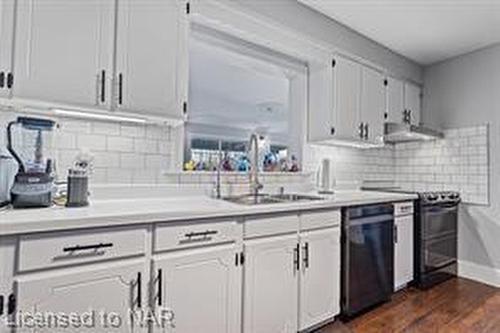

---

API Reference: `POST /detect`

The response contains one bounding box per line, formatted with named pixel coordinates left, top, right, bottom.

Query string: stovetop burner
left=361, top=186, right=461, bottom=205
left=419, top=191, right=461, bottom=205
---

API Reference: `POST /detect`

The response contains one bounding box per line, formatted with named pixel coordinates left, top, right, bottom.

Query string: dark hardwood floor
left=317, top=278, right=500, bottom=333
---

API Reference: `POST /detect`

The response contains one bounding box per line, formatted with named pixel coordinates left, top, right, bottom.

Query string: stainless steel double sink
left=222, top=193, right=325, bottom=205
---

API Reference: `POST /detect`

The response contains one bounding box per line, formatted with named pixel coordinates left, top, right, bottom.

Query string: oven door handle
left=425, top=206, right=458, bottom=214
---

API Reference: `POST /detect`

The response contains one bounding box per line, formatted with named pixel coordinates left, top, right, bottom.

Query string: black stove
left=363, top=187, right=461, bottom=289
left=414, top=191, right=461, bottom=289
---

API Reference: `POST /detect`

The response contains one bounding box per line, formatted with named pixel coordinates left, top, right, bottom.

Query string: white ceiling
left=299, top=0, right=500, bottom=65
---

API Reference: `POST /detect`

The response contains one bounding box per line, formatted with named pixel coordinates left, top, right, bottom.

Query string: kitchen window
left=184, top=25, right=307, bottom=173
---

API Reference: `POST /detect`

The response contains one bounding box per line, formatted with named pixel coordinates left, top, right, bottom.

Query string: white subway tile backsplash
left=92, top=122, right=121, bottom=136
left=59, top=119, right=92, bottom=134
left=134, top=138, right=158, bottom=154
left=77, top=134, right=107, bottom=151
left=120, top=153, right=145, bottom=169
left=107, top=136, right=134, bottom=152
left=394, top=124, right=489, bottom=205
left=93, top=152, right=120, bottom=169
left=0, top=109, right=173, bottom=185
left=120, top=124, right=146, bottom=138
left=145, top=154, right=167, bottom=170
left=54, top=132, right=77, bottom=150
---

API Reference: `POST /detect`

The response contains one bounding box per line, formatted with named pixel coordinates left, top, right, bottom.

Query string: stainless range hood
left=384, top=122, right=444, bottom=143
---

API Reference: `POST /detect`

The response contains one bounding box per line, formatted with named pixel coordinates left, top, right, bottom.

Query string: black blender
left=7, top=117, right=57, bottom=208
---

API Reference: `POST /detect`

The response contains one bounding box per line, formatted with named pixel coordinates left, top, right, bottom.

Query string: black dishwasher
left=341, top=204, right=394, bottom=317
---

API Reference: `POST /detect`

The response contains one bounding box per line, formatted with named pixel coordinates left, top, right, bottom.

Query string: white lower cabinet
left=394, top=215, right=414, bottom=290
left=243, top=234, right=299, bottom=333
left=299, top=227, right=340, bottom=331
left=15, top=260, right=147, bottom=333
left=152, top=244, right=241, bottom=333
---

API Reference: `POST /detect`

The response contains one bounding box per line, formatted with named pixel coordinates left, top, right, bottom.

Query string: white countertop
left=0, top=191, right=417, bottom=236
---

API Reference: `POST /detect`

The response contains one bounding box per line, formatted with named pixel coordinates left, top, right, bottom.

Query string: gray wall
left=232, top=0, right=423, bottom=83
left=423, top=44, right=500, bottom=269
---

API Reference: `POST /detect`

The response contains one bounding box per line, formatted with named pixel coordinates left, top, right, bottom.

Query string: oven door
left=422, top=204, right=458, bottom=240
left=424, top=235, right=457, bottom=271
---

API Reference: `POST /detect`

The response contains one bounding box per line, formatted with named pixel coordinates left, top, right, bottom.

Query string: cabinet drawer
left=300, top=210, right=340, bottom=231
left=18, top=227, right=146, bottom=272
left=394, top=201, right=414, bottom=217
left=155, top=220, right=238, bottom=252
left=244, top=214, right=299, bottom=239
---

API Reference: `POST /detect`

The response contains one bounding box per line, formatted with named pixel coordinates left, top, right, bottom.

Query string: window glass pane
left=185, top=32, right=304, bottom=172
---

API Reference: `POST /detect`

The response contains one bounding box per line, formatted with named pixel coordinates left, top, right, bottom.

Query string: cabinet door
left=0, top=0, right=15, bottom=98
left=299, top=227, right=340, bottom=331
left=0, top=237, right=16, bottom=333
left=333, top=56, right=361, bottom=141
left=394, top=215, right=414, bottom=290
left=115, top=0, right=188, bottom=119
left=308, top=61, right=334, bottom=142
left=15, top=260, right=147, bottom=333
left=386, top=76, right=405, bottom=124
left=361, top=66, right=385, bottom=144
left=13, top=0, right=115, bottom=108
left=404, top=82, right=421, bottom=125
left=244, top=234, right=298, bottom=333
left=153, top=245, right=241, bottom=333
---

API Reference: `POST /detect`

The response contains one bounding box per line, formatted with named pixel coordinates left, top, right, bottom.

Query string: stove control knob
left=427, top=193, right=438, bottom=201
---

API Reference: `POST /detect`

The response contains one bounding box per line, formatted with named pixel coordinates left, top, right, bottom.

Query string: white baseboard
left=458, top=260, right=500, bottom=288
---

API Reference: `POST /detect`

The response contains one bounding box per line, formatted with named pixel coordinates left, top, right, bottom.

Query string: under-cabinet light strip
left=51, top=108, right=147, bottom=124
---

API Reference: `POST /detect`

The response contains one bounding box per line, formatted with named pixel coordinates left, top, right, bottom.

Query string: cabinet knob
left=364, top=123, right=369, bottom=140
left=0, top=72, right=5, bottom=88
left=330, top=126, right=335, bottom=135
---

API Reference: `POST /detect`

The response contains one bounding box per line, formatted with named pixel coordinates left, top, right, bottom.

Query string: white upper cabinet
left=332, top=56, right=362, bottom=141
left=244, top=234, right=298, bottom=333
left=13, top=0, right=115, bottom=109
left=404, top=82, right=421, bottom=125
left=308, top=54, right=387, bottom=146
left=385, top=77, right=422, bottom=126
left=308, top=61, right=334, bottom=142
left=386, top=76, right=405, bottom=124
left=299, top=227, right=340, bottom=331
left=360, top=66, right=385, bottom=144
left=115, top=0, right=188, bottom=119
left=153, top=245, right=241, bottom=333
left=0, top=0, right=15, bottom=98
